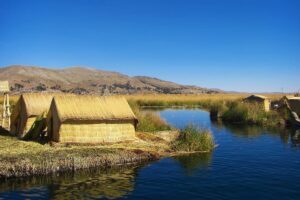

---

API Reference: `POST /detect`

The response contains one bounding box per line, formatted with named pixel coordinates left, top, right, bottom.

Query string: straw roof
left=0, top=81, right=9, bottom=92
left=284, top=96, right=300, bottom=100
left=245, top=94, right=269, bottom=100
left=20, top=93, right=54, bottom=117
left=51, top=95, right=137, bottom=123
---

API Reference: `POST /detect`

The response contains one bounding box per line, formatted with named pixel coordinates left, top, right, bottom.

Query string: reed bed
left=219, top=102, right=285, bottom=127
left=0, top=133, right=158, bottom=178
left=126, top=94, right=288, bottom=128
left=172, top=125, right=214, bottom=152
left=125, top=93, right=284, bottom=108
left=128, top=101, right=172, bottom=132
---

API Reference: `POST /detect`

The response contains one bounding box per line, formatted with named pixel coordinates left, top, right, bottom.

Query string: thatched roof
left=245, top=94, right=269, bottom=100
left=0, top=81, right=9, bottom=92
left=284, top=96, right=300, bottom=100
left=51, top=95, right=137, bottom=123
left=19, top=93, right=54, bottom=117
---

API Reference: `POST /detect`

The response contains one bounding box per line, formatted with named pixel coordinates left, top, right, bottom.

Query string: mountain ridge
left=0, top=65, right=222, bottom=94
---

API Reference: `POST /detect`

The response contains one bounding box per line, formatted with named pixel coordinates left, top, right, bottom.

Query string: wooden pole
left=1, top=94, right=5, bottom=127
left=6, top=93, right=11, bottom=130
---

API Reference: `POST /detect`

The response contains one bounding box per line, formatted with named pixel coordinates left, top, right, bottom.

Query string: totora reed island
left=1, top=0, right=300, bottom=199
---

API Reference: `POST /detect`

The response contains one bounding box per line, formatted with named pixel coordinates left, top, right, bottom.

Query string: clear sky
left=0, top=0, right=299, bottom=92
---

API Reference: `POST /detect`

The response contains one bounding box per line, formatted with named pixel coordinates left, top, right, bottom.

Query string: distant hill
left=0, top=65, right=222, bottom=94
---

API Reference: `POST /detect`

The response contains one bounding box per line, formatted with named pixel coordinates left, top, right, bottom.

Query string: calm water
left=1, top=109, right=300, bottom=200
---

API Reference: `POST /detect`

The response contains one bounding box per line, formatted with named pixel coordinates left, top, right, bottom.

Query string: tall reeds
left=172, top=125, right=214, bottom=152
left=128, top=101, right=172, bottom=132
left=222, top=102, right=284, bottom=126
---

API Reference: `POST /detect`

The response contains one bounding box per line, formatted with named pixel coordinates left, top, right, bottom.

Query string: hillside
left=0, top=65, right=221, bottom=94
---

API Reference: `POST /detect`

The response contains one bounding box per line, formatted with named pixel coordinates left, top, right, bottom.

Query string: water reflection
left=173, top=153, right=212, bottom=176
left=291, top=129, right=300, bottom=147
left=142, top=106, right=202, bottom=112
left=211, top=120, right=300, bottom=147
left=0, top=167, right=139, bottom=199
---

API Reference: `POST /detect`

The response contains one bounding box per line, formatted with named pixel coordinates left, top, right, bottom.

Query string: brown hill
left=0, top=65, right=221, bottom=94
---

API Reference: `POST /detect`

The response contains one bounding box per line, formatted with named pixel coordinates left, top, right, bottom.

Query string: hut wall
left=46, top=102, right=61, bottom=142
left=20, top=117, right=36, bottom=138
left=288, top=100, right=300, bottom=116
left=55, top=122, right=136, bottom=143
left=264, top=100, right=270, bottom=112
left=13, top=99, right=31, bottom=138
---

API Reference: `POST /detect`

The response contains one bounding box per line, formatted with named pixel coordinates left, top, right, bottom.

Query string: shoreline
left=0, top=147, right=159, bottom=179
left=0, top=130, right=213, bottom=179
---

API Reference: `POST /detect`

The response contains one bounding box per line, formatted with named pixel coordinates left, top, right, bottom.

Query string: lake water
left=1, top=109, right=300, bottom=200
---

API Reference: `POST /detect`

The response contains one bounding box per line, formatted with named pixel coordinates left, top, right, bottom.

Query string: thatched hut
left=47, top=95, right=138, bottom=143
left=243, top=95, right=271, bottom=111
left=10, top=93, right=53, bottom=138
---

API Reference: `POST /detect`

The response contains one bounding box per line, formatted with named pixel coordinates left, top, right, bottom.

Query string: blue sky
left=0, top=0, right=299, bottom=92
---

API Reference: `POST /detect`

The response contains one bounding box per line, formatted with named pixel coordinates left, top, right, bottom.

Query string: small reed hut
left=47, top=95, right=138, bottom=143
left=10, top=93, right=53, bottom=138
left=243, top=95, right=271, bottom=111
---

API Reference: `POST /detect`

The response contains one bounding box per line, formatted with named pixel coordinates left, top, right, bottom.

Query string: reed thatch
left=10, top=93, right=53, bottom=138
left=47, top=95, right=138, bottom=143
left=0, top=81, right=9, bottom=92
left=243, top=94, right=271, bottom=111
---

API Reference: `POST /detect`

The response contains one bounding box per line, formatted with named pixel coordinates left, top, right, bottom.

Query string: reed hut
left=10, top=93, right=53, bottom=138
left=47, top=95, right=138, bottom=143
left=243, top=95, right=271, bottom=111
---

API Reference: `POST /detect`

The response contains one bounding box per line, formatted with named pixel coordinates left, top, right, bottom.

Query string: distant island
left=0, top=65, right=222, bottom=95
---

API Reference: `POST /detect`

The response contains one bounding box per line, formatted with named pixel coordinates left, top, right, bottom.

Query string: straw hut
left=47, top=95, right=138, bottom=143
left=243, top=95, right=271, bottom=111
left=10, top=93, right=53, bottom=138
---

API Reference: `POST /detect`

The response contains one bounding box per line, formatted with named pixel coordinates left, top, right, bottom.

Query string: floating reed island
left=0, top=93, right=215, bottom=178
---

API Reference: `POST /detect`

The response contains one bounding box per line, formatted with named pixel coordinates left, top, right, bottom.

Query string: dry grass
left=125, top=93, right=285, bottom=101
left=0, top=93, right=288, bottom=108
left=0, top=125, right=215, bottom=178
left=125, top=93, right=285, bottom=108
left=0, top=131, right=160, bottom=178
left=0, top=127, right=186, bottom=178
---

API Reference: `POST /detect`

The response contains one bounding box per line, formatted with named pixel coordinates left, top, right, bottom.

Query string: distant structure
left=0, top=81, right=11, bottom=130
left=243, top=94, right=271, bottom=112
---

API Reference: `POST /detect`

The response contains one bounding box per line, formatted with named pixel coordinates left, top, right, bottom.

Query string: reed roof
left=20, top=93, right=54, bottom=117
left=0, top=81, right=9, bottom=92
left=51, top=95, right=137, bottom=123
left=284, top=96, right=300, bottom=100
left=245, top=94, right=269, bottom=100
